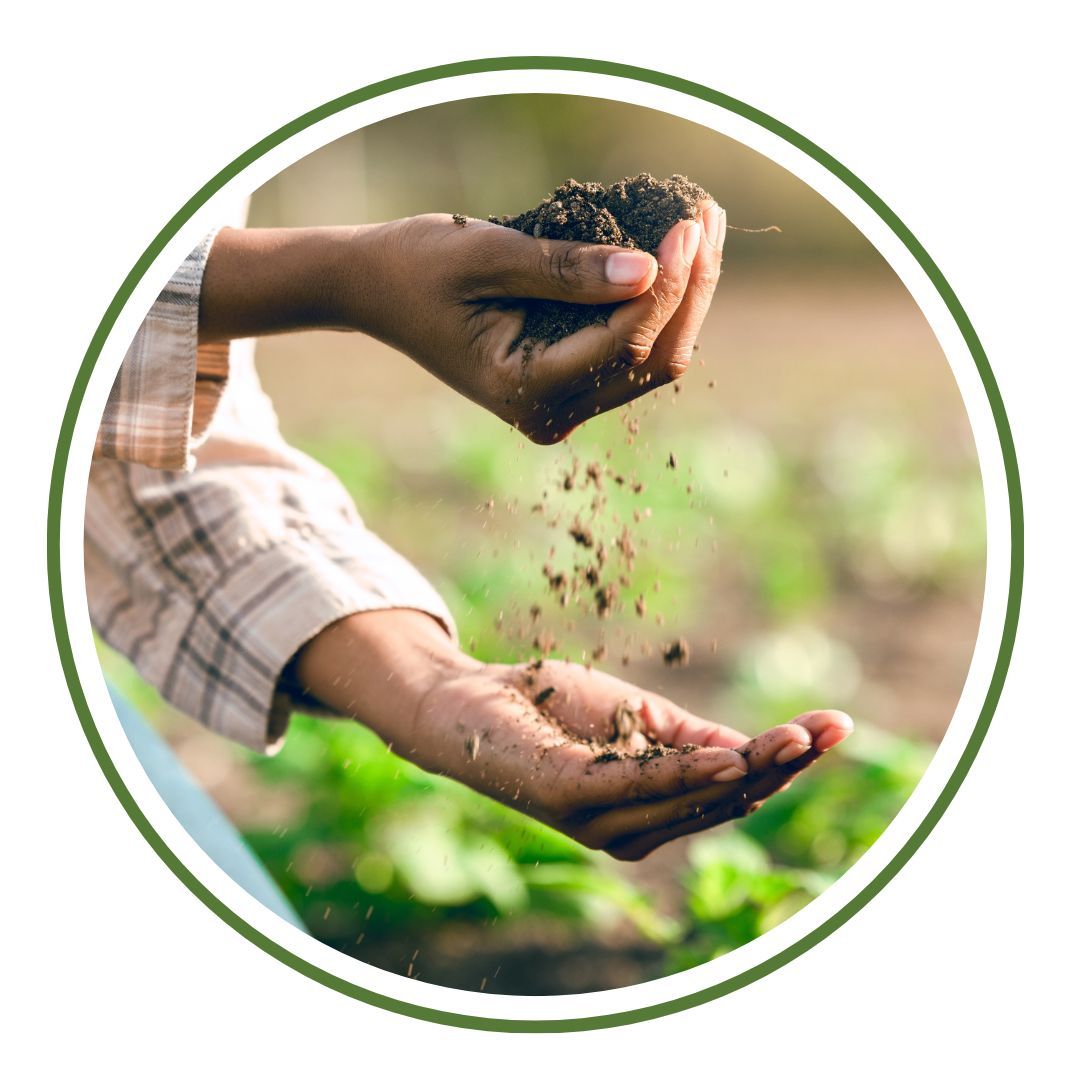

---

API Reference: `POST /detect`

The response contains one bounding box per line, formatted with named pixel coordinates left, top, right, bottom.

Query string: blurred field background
left=99, top=95, right=985, bottom=994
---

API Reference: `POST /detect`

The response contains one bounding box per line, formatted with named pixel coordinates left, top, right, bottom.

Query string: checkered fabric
left=86, top=233, right=456, bottom=752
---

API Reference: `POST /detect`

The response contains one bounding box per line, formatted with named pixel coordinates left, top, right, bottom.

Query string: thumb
left=464, top=222, right=658, bottom=304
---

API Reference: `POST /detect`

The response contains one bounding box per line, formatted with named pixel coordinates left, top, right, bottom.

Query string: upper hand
left=348, top=202, right=726, bottom=442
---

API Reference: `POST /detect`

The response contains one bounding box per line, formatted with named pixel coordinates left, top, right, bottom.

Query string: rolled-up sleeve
left=86, top=233, right=456, bottom=753
left=95, top=232, right=229, bottom=471
left=86, top=455, right=456, bottom=752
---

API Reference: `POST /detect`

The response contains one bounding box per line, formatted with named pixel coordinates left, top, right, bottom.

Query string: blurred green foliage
left=232, top=704, right=930, bottom=973
left=101, top=402, right=973, bottom=986
left=241, top=714, right=682, bottom=949
left=308, top=397, right=968, bottom=973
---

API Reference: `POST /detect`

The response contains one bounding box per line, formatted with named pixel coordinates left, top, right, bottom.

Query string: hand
left=344, top=203, right=726, bottom=442
left=413, top=659, right=851, bottom=860
left=292, top=611, right=852, bottom=861
left=199, top=208, right=724, bottom=442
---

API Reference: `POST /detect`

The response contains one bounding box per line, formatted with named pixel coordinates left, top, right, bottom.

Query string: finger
left=641, top=201, right=726, bottom=380
left=566, top=742, right=748, bottom=811
left=528, top=218, right=700, bottom=432
left=514, top=219, right=701, bottom=437
left=637, top=695, right=750, bottom=750
left=604, top=796, right=759, bottom=861
left=575, top=775, right=749, bottom=850
left=523, top=662, right=750, bottom=748
left=587, top=724, right=820, bottom=849
left=601, top=216, right=701, bottom=357
left=791, top=709, right=854, bottom=755
left=605, top=717, right=850, bottom=860
left=554, top=202, right=724, bottom=421
left=462, top=221, right=658, bottom=304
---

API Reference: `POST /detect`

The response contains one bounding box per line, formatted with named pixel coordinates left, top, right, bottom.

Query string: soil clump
left=489, top=174, right=712, bottom=348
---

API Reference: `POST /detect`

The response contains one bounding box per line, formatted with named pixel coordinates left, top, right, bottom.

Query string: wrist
left=292, top=608, right=478, bottom=745
left=199, top=225, right=383, bottom=342
left=332, top=219, right=405, bottom=342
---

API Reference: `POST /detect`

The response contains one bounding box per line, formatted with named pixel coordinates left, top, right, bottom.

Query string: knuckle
left=544, top=244, right=581, bottom=288
left=656, top=266, right=688, bottom=304
left=664, top=357, right=691, bottom=382
left=615, top=334, right=653, bottom=369
left=695, top=261, right=721, bottom=294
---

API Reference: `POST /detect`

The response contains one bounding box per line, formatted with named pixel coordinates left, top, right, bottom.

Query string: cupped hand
left=409, top=657, right=851, bottom=861
left=350, top=202, right=726, bottom=442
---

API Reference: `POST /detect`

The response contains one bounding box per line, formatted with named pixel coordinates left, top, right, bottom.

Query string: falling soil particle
left=542, top=564, right=568, bottom=593
left=610, top=701, right=636, bottom=741
left=594, top=583, right=617, bottom=618
left=568, top=520, right=594, bottom=548
left=667, top=451, right=678, bottom=470
left=534, top=686, right=556, bottom=706
left=490, top=174, right=713, bottom=349
left=662, top=638, right=691, bottom=667
left=465, top=732, right=480, bottom=761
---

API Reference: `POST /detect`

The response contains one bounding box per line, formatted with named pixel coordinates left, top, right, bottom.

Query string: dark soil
left=489, top=173, right=712, bottom=349
left=484, top=180, right=715, bottom=681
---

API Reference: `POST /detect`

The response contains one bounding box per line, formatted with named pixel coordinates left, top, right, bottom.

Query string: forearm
left=198, top=225, right=385, bottom=343
left=290, top=609, right=480, bottom=746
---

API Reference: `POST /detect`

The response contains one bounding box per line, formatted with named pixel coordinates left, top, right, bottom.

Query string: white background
left=3, top=2, right=1075, bottom=1074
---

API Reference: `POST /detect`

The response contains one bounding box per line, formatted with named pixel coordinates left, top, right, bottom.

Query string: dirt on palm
left=489, top=173, right=713, bottom=348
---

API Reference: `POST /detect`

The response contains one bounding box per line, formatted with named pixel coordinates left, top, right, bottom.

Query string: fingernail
left=682, top=221, right=701, bottom=265
left=712, top=764, right=747, bottom=783
left=775, top=740, right=811, bottom=765
left=605, top=250, right=654, bottom=285
left=704, top=203, right=725, bottom=247
left=815, top=728, right=848, bottom=751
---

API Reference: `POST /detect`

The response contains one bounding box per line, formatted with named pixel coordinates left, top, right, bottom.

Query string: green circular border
left=48, top=56, right=1023, bottom=1032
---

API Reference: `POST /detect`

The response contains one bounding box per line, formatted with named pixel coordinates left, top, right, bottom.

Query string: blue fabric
left=109, top=688, right=307, bottom=932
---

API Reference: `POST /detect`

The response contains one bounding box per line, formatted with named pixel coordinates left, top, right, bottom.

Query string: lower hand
left=293, top=610, right=852, bottom=860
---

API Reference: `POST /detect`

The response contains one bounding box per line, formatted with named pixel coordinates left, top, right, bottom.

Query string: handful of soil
left=489, top=173, right=713, bottom=349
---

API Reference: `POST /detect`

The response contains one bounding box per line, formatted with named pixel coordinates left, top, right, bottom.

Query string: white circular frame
left=58, top=67, right=1011, bottom=1024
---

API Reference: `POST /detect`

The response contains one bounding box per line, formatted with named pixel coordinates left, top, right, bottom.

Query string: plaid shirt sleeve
left=95, top=232, right=229, bottom=471
left=86, top=240, right=457, bottom=753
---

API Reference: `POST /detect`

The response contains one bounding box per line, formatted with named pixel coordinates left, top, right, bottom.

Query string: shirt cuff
left=146, top=530, right=457, bottom=754
left=95, top=230, right=230, bottom=471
